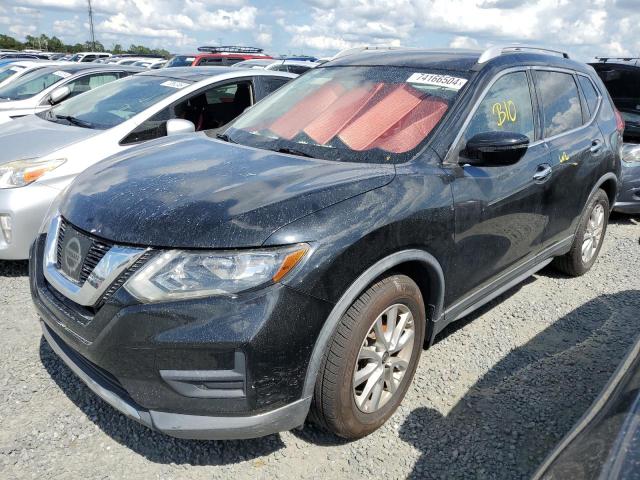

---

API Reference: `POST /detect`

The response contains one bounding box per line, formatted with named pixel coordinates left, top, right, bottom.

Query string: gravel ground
left=0, top=214, right=639, bottom=480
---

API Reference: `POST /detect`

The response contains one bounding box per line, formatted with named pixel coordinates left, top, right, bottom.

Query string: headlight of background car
left=0, top=158, right=66, bottom=188
left=125, top=244, right=310, bottom=302
left=622, top=144, right=640, bottom=163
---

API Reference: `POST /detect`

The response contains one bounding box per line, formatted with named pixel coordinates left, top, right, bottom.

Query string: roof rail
left=197, top=46, right=264, bottom=54
left=595, top=56, right=640, bottom=62
left=478, top=45, right=570, bottom=64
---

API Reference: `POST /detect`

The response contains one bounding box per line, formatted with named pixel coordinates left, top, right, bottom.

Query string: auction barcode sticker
left=161, top=80, right=190, bottom=89
left=52, top=71, right=72, bottom=78
left=407, top=73, right=467, bottom=90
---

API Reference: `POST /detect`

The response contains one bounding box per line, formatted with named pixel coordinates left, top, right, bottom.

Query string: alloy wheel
left=582, top=203, right=605, bottom=263
left=353, top=303, right=415, bottom=413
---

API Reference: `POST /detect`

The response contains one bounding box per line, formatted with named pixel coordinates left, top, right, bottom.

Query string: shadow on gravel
left=400, top=289, right=640, bottom=480
left=609, top=212, right=639, bottom=225
left=0, top=260, right=29, bottom=277
left=39, top=339, right=285, bottom=465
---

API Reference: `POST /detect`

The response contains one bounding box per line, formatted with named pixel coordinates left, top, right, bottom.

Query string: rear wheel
left=553, top=189, right=609, bottom=276
left=310, top=274, right=425, bottom=439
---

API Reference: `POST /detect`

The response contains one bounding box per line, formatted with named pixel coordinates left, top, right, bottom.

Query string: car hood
left=60, top=135, right=396, bottom=248
left=0, top=115, right=99, bottom=163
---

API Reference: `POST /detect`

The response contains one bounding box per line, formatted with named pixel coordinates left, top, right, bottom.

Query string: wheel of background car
left=310, top=274, right=425, bottom=439
left=552, top=189, right=610, bottom=276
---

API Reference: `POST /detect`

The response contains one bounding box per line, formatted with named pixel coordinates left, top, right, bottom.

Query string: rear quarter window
left=577, top=76, right=600, bottom=117
left=534, top=71, right=583, bottom=138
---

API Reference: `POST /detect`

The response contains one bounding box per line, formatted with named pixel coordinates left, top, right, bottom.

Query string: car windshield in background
left=165, top=56, right=195, bottom=67
left=597, top=68, right=640, bottom=125
left=0, top=68, right=72, bottom=101
left=38, top=75, right=193, bottom=130
left=226, top=66, right=466, bottom=163
left=0, top=65, right=25, bottom=83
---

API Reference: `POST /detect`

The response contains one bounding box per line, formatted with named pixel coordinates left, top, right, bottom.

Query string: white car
left=68, top=52, right=112, bottom=63
left=0, top=67, right=296, bottom=259
left=0, top=64, right=141, bottom=124
left=131, top=59, right=167, bottom=69
left=0, top=60, right=64, bottom=89
left=265, top=60, right=319, bottom=74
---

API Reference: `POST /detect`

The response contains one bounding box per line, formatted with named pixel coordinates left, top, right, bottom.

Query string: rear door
left=533, top=69, right=606, bottom=247
left=447, top=69, right=550, bottom=303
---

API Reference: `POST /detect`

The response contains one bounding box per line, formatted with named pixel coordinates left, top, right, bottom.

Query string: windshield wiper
left=216, top=133, right=236, bottom=143
left=55, top=115, right=93, bottom=129
left=276, top=147, right=315, bottom=158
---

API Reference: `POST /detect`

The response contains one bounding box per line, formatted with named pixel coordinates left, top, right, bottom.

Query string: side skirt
left=429, top=235, right=574, bottom=343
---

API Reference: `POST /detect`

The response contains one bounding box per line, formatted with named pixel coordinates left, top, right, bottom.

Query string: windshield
left=226, top=66, right=465, bottom=163
left=165, top=56, right=196, bottom=68
left=597, top=68, right=640, bottom=124
left=0, top=64, right=25, bottom=83
left=38, top=74, right=193, bottom=130
left=69, top=54, right=82, bottom=62
left=0, top=68, right=71, bottom=101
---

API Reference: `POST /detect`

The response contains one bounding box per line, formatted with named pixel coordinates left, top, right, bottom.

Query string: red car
left=165, top=46, right=273, bottom=68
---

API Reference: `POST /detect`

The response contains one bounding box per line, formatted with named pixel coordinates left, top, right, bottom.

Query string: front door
left=445, top=69, right=550, bottom=305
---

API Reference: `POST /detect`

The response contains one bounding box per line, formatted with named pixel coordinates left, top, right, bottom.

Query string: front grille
left=79, top=240, right=110, bottom=284
left=55, top=219, right=67, bottom=269
left=97, top=250, right=155, bottom=308
left=56, top=218, right=115, bottom=285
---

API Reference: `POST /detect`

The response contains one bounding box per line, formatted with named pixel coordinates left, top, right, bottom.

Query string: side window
left=122, top=81, right=254, bottom=145
left=577, top=76, right=599, bottom=117
left=463, top=71, right=535, bottom=143
left=256, top=76, right=291, bottom=101
left=82, top=55, right=96, bottom=62
left=534, top=71, right=583, bottom=138
left=65, top=73, right=119, bottom=99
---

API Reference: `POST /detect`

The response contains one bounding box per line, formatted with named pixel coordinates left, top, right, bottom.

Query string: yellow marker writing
left=492, top=100, right=517, bottom=127
left=559, top=152, right=570, bottom=163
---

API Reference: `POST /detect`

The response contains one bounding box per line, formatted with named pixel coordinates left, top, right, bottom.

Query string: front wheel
left=553, top=189, right=609, bottom=276
left=310, top=274, right=425, bottom=439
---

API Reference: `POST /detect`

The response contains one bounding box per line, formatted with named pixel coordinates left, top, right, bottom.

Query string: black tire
left=553, top=189, right=609, bottom=276
left=310, top=274, right=425, bottom=439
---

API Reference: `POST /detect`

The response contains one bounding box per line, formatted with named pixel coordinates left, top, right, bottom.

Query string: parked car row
left=0, top=45, right=637, bottom=448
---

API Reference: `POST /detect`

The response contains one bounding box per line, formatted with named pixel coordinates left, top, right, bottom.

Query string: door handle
left=590, top=139, right=603, bottom=153
left=533, top=163, right=553, bottom=182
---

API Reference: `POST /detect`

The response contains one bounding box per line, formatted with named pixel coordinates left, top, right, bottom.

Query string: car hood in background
left=0, top=115, right=99, bottom=163
left=60, top=135, right=396, bottom=249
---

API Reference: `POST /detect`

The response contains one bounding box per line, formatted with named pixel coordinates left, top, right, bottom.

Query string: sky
left=0, top=0, right=638, bottom=60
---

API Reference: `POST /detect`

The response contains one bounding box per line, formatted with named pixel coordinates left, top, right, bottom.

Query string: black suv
left=31, top=46, right=622, bottom=440
left=590, top=57, right=640, bottom=214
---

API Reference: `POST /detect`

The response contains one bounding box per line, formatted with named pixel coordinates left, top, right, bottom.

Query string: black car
left=534, top=332, right=640, bottom=479
left=31, top=46, right=623, bottom=440
left=591, top=58, right=640, bottom=214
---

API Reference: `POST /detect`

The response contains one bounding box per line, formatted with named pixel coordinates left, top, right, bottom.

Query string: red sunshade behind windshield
left=337, top=84, right=423, bottom=151
left=369, top=97, right=448, bottom=153
left=303, top=83, right=385, bottom=145
left=269, top=81, right=345, bottom=139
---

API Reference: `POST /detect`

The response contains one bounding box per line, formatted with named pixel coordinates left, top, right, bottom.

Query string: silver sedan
left=0, top=67, right=296, bottom=259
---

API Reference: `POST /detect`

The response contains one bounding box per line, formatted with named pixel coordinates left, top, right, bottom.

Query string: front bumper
left=41, top=320, right=311, bottom=439
left=30, top=234, right=333, bottom=439
left=0, top=183, right=60, bottom=260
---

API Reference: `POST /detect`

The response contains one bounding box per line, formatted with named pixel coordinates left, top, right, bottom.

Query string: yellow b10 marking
left=492, top=100, right=517, bottom=127
left=560, top=152, right=570, bottom=163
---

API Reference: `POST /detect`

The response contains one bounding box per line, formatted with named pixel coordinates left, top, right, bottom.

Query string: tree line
left=0, top=33, right=171, bottom=58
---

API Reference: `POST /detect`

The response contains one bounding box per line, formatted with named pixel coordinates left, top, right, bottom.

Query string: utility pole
left=87, top=0, right=96, bottom=50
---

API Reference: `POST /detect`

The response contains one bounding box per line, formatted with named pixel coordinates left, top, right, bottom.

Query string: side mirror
left=166, top=118, right=196, bottom=136
left=49, top=86, right=71, bottom=105
left=463, top=131, right=530, bottom=166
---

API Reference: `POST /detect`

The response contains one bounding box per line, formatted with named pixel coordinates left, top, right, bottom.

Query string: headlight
left=0, top=158, right=66, bottom=188
left=622, top=144, right=640, bottom=163
left=124, top=244, right=310, bottom=302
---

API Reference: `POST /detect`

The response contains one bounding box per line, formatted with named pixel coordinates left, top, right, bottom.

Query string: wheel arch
left=592, top=172, right=618, bottom=210
left=301, top=249, right=445, bottom=399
